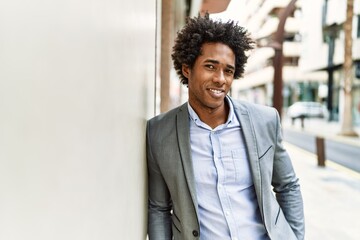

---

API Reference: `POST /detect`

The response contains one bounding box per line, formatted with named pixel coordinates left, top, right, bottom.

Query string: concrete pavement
left=282, top=118, right=360, bottom=239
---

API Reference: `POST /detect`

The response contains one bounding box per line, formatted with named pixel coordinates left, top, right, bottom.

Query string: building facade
left=300, top=0, right=360, bottom=124
left=229, top=0, right=327, bottom=110
left=215, top=0, right=360, bottom=125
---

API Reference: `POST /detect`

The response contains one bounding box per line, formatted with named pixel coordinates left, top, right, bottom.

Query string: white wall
left=298, top=0, right=328, bottom=72
left=0, top=0, right=156, bottom=239
left=299, top=0, right=360, bottom=72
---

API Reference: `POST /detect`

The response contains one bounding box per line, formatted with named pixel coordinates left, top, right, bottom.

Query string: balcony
left=233, top=65, right=327, bottom=90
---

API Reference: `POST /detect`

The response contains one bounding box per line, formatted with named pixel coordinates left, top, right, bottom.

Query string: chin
left=205, top=101, right=224, bottom=109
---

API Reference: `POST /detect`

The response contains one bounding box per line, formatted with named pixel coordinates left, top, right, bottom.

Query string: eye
left=225, top=69, right=234, bottom=75
left=205, top=64, right=215, bottom=70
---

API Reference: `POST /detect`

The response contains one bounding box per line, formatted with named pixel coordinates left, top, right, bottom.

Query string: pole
left=272, top=0, right=297, bottom=120
left=326, top=34, right=335, bottom=121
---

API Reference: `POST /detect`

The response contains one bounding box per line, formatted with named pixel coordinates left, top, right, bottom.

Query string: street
left=283, top=128, right=360, bottom=173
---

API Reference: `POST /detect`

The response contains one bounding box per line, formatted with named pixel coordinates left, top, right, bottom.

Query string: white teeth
left=210, top=89, right=222, bottom=94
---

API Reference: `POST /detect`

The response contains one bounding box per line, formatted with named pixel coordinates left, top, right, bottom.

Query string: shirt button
left=225, top=211, right=229, bottom=216
left=233, top=238, right=238, bottom=240
left=192, top=230, right=199, bottom=237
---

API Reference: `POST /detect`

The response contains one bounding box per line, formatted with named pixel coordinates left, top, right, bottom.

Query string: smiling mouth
left=209, top=88, right=224, bottom=94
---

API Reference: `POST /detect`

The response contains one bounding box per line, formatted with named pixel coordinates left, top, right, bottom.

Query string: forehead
left=198, top=42, right=235, bottom=64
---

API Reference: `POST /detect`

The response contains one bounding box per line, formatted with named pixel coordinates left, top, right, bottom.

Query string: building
left=300, top=0, right=360, bottom=124
left=226, top=0, right=327, bottom=110
left=214, top=0, right=360, bottom=125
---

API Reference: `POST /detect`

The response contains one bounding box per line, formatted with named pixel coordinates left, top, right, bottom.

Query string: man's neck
left=193, top=102, right=229, bottom=129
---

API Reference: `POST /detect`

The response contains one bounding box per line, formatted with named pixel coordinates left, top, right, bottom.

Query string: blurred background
left=0, top=0, right=359, bottom=239
left=160, top=0, right=360, bottom=129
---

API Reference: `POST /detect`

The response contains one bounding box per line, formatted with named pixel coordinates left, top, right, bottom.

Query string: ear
left=182, top=64, right=190, bottom=79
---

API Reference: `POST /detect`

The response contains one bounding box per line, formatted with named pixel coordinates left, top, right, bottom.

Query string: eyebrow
left=204, top=59, right=235, bottom=70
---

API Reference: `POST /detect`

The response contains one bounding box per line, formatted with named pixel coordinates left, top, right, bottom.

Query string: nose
left=213, top=69, right=226, bottom=85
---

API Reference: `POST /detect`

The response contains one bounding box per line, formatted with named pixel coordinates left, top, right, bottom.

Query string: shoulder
left=230, top=98, right=278, bottom=119
left=230, top=98, right=281, bottom=142
left=148, top=103, right=185, bottom=125
left=147, top=103, right=188, bottom=136
left=146, top=103, right=188, bottom=151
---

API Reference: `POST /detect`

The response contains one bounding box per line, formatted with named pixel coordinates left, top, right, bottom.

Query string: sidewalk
left=282, top=117, right=360, bottom=239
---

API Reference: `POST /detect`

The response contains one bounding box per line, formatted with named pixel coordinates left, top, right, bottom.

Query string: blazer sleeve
left=272, top=110, right=305, bottom=240
left=146, top=120, right=172, bottom=240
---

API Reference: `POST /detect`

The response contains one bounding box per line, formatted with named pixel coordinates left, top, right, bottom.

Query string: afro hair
left=171, top=13, right=255, bottom=85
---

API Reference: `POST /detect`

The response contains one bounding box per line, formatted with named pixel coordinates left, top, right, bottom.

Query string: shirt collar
left=187, top=96, right=235, bottom=129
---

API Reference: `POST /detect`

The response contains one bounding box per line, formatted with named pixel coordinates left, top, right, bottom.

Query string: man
left=147, top=14, right=304, bottom=240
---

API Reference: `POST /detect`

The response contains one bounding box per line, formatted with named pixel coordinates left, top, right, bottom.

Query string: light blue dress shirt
left=188, top=97, right=269, bottom=240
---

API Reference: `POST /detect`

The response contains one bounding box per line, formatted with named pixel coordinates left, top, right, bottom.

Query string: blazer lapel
left=233, top=101, right=263, bottom=209
left=176, top=103, right=199, bottom=212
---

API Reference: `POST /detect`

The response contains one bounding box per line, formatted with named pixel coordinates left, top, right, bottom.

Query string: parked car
left=287, top=101, right=328, bottom=120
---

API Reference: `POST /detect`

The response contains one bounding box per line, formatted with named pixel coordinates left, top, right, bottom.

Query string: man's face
left=182, top=42, right=235, bottom=114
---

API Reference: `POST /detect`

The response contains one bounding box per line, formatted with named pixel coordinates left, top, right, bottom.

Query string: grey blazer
left=147, top=98, right=305, bottom=240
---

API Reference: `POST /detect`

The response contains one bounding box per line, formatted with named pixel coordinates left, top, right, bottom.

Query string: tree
left=339, top=0, right=358, bottom=136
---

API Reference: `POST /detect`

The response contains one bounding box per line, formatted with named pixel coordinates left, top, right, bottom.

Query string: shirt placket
left=210, top=130, right=239, bottom=240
